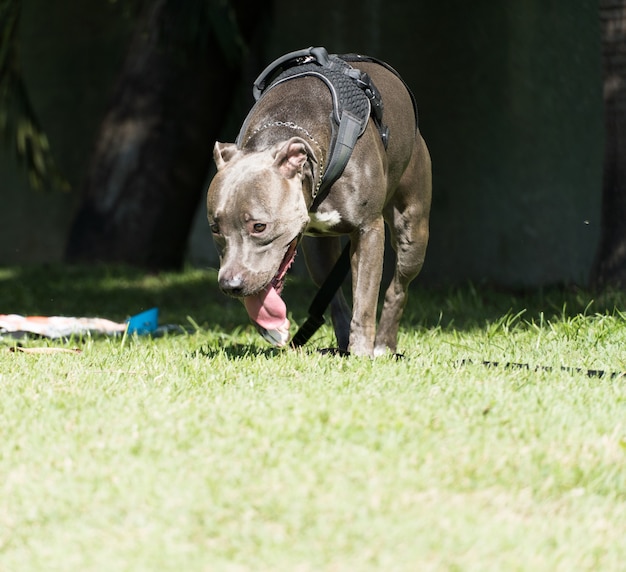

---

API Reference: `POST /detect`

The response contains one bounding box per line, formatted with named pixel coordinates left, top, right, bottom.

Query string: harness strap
left=291, top=240, right=351, bottom=348
left=311, top=110, right=362, bottom=210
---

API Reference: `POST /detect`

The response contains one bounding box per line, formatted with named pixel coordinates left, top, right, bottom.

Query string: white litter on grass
left=0, top=314, right=127, bottom=338
left=0, top=307, right=162, bottom=339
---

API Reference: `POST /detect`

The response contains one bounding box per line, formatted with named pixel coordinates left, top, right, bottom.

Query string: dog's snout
left=219, top=275, right=244, bottom=296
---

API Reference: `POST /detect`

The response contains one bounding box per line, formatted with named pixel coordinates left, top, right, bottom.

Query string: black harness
left=238, top=47, right=417, bottom=210
left=239, top=47, right=417, bottom=349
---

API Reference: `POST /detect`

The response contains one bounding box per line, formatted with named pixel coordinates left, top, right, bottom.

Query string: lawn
left=1, top=265, right=625, bottom=571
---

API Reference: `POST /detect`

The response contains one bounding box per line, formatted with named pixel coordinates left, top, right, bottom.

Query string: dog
left=206, top=49, right=431, bottom=356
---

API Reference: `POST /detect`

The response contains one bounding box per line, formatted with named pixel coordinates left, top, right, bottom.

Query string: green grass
left=1, top=265, right=625, bottom=571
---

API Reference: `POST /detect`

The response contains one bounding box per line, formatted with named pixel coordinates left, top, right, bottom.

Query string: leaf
left=9, top=346, right=83, bottom=355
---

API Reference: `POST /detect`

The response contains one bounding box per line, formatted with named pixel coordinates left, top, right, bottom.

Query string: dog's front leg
left=349, top=216, right=385, bottom=356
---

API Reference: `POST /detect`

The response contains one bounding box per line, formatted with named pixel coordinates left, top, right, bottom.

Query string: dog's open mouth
left=271, top=236, right=299, bottom=295
left=243, top=237, right=299, bottom=347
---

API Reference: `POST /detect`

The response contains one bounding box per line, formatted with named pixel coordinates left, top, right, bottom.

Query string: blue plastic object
left=126, top=307, right=159, bottom=335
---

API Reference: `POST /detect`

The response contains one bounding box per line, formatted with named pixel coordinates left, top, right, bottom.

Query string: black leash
left=291, top=241, right=351, bottom=347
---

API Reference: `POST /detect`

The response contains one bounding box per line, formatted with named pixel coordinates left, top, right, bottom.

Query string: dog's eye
left=252, top=223, right=267, bottom=233
left=210, top=222, right=220, bottom=234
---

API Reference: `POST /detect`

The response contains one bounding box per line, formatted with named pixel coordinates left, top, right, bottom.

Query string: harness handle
left=253, top=47, right=330, bottom=100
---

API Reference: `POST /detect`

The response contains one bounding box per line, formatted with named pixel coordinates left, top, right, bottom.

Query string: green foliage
left=1, top=266, right=625, bottom=570
left=0, top=0, right=69, bottom=192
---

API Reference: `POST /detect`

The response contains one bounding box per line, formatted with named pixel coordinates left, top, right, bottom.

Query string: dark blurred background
left=2, top=0, right=624, bottom=288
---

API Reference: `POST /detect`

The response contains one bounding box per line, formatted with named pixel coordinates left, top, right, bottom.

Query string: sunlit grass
left=1, top=266, right=625, bottom=570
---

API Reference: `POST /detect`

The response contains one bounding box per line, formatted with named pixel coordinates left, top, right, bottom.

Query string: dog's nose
left=219, top=275, right=244, bottom=296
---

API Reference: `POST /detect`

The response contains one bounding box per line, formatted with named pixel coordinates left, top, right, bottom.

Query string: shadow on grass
left=1, top=264, right=625, bottom=337
left=188, top=343, right=284, bottom=360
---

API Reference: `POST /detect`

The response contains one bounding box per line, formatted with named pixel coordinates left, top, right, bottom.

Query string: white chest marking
left=307, top=210, right=342, bottom=233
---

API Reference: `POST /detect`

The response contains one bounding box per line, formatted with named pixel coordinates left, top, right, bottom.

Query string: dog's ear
left=213, top=142, right=239, bottom=170
left=273, top=137, right=315, bottom=179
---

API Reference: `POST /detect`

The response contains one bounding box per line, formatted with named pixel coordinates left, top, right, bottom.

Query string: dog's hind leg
left=301, top=236, right=352, bottom=350
left=375, top=135, right=432, bottom=356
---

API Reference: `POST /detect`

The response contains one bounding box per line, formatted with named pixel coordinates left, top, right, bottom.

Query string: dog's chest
left=306, top=209, right=343, bottom=235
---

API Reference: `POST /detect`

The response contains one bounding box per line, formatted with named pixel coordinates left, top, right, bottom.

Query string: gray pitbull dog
left=207, top=53, right=431, bottom=356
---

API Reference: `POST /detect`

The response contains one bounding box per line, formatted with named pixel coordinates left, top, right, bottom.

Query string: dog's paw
left=374, top=346, right=405, bottom=360
left=373, top=345, right=390, bottom=358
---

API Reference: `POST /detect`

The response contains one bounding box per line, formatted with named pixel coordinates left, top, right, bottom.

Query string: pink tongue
left=244, top=286, right=287, bottom=330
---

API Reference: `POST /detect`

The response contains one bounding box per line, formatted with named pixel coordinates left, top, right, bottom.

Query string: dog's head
left=207, top=137, right=313, bottom=298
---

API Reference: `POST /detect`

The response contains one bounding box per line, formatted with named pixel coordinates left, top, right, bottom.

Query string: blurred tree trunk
left=592, top=0, right=626, bottom=287
left=65, top=0, right=267, bottom=269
